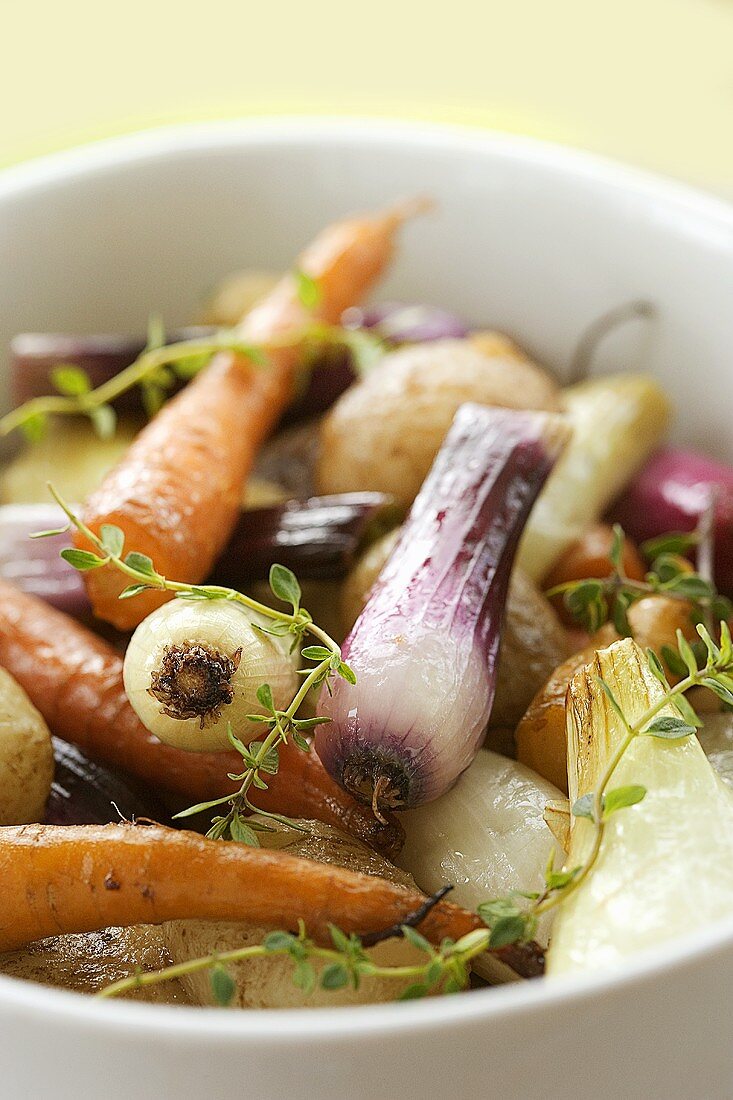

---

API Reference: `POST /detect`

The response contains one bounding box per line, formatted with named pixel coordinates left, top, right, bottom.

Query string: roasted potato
left=0, top=666, right=54, bottom=824
left=164, top=817, right=427, bottom=1008
left=316, top=337, right=560, bottom=504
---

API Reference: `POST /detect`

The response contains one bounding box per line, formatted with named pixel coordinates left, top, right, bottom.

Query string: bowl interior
left=0, top=122, right=732, bottom=1070
left=0, top=120, right=731, bottom=459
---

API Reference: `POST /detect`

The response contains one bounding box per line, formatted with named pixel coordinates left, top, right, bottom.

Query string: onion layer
left=315, top=403, right=570, bottom=812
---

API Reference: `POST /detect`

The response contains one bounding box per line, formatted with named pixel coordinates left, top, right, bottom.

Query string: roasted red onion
left=10, top=328, right=214, bottom=413
left=0, top=495, right=397, bottom=616
left=342, top=301, right=469, bottom=344
left=608, top=447, right=733, bottom=594
left=315, top=403, right=570, bottom=813
left=0, top=504, right=89, bottom=615
left=210, top=493, right=397, bottom=585
left=45, top=739, right=166, bottom=825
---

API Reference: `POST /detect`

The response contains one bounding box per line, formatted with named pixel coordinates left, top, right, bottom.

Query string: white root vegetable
left=0, top=666, right=53, bottom=824
left=0, top=419, right=138, bottom=505
left=123, top=599, right=299, bottom=753
left=164, top=817, right=427, bottom=1008
left=547, top=640, right=733, bottom=977
left=341, top=530, right=570, bottom=729
left=316, top=337, right=560, bottom=504
left=517, top=374, right=671, bottom=581
left=397, top=751, right=564, bottom=964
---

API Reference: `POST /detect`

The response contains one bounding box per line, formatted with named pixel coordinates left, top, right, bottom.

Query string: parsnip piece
left=547, top=639, right=733, bottom=977
left=198, top=270, right=279, bottom=327
left=164, top=818, right=428, bottom=1008
left=397, top=751, right=564, bottom=960
left=0, top=666, right=53, bottom=824
left=0, top=419, right=138, bottom=505
left=517, top=375, right=672, bottom=581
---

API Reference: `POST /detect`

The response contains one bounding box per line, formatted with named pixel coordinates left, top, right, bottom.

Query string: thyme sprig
left=546, top=523, right=731, bottom=638
left=0, top=329, right=266, bottom=443
left=97, top=916, right=491, bottom=1004
left=2, top=317, right=384, bottom=444
left=43, top=487, right=354, bottom=842
left=478, top=621, right=733, bottom=947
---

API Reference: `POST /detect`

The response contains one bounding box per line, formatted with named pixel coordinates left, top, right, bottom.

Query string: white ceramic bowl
left=0, top=120, right=731, bottom=1100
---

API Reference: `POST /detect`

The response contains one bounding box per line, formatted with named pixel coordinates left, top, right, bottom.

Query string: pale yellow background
left=2, top=0, right=732, bottom=194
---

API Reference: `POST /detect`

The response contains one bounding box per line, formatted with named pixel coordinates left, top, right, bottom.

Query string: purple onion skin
left=315, top=403, right=569, bottom=812
left=11, top=305, right=467, bottom=429
left=0, top=504, right=89, bottom=616
left=10, top=328, right=214, bottom=414
left=608, top=447, right=733, bottom=595
left=45, top=739, right=166, bottom=825
left=280, top=345, right=356, bottom=426
left=210, top=493, right=398, bottom=585
left=0, top=495, right=396, bottom=617
left=342, top=301, right=469, bottom=344
left=284, top=304, right=469, bottom=423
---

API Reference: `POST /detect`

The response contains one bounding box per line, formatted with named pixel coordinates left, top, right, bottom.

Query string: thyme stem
left=534, top=657, right=725, bottom=917
left=48, top=486, right=346, bottom=837
left=97, top=924, right=490, bottom=1002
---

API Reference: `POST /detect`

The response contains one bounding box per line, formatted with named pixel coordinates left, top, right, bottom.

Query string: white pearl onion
left=123, top=598, right=299, bottom=753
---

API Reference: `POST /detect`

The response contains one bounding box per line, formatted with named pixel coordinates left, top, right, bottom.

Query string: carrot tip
left=382, top=195, right=436, bottom=227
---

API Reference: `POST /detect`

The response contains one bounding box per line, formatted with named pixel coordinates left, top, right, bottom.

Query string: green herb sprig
left=1, top=327, right=266, bottom=444
left=97, top=916, right=491, bottom=1004
left=546, top=523, right=731, bottom=639
left=478, top=621, right=733, bottom=947
left=2, top=318, right=384, bottom=444
left=43, top=487, right=354, bottom=842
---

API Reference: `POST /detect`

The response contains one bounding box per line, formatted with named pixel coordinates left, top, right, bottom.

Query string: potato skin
left=0, top=666, right=53, bottom=824
left=492, top=568, right=571, bottom=729
left=316, top=337, right=560, bottom=504
left=164, top=818, right=425, bottom=1008
left=0, top=926, right=188, bottom=1004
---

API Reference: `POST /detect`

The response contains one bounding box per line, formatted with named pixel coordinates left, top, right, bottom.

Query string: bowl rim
left=1, top=115, right=732, bottom=1039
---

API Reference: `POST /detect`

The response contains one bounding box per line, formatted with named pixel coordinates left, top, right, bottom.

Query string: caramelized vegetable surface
left=0, top=822, right=543, bottom=979
left=0, top=580, right=403, bottom=858
left=80, top=205, right=415, bottom=630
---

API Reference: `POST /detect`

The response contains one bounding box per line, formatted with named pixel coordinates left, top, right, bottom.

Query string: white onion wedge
left=547, top=639, right=733, bottom=977
left=397, top=750, right=564, bottom=955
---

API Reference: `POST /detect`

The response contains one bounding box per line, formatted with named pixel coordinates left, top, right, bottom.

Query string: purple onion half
left=608, top=446, right=733, bottom=595
left=45, top=739, right=166, bottom=825
left=0, top=495, right=397, bottom=616
left=0, top=504, right=89, bottom=616
left=10, top=328, right=215, bottom=414
left=342, top=301, right=470, bottom=344
left=315, top=403, right=570, bottom=813
left=210, top=493, right=398, bottom=585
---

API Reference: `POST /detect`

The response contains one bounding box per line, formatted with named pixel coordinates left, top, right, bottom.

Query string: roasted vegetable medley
left=0, top=201, right=731, bottom=1008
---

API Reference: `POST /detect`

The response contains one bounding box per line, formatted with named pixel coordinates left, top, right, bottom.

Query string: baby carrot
left=79, top=203, right=420, bottom=630
left=0, top=822, right=543, bottom=978
left=0, top=581, right=403, bottom=858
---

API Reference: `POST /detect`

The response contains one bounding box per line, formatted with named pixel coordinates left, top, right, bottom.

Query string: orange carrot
left=0, top=581, right=403, bottom=857
left=79, top=204, right=418, bottom=630
left=544, top=523, right=646, bottom=625
left=0, top=822, right=543, bottom=977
